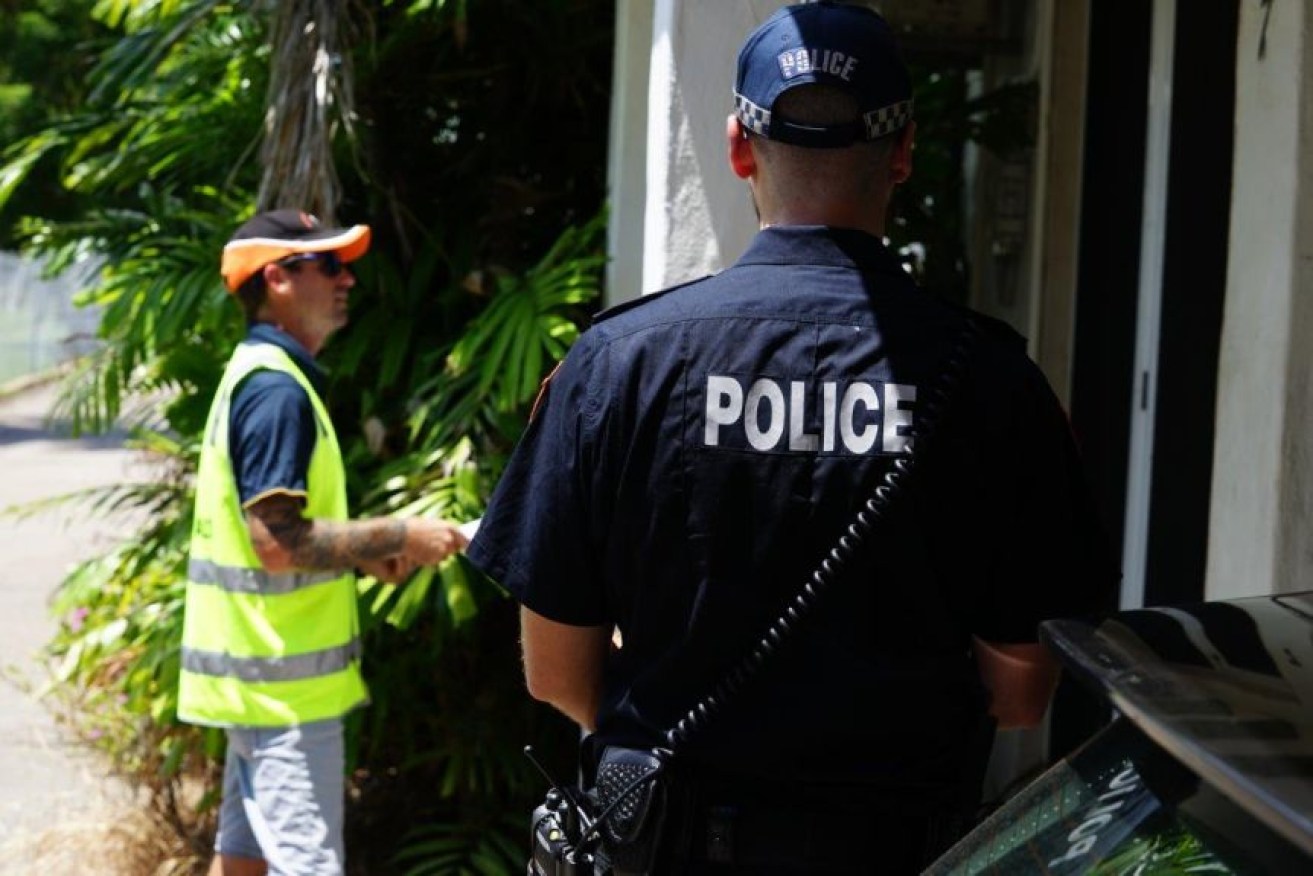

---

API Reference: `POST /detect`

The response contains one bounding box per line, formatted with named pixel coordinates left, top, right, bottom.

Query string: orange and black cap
left=221, top=209, right=371, bottom=293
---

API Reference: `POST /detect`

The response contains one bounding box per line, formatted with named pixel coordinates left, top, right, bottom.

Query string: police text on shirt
left=704, top=375, right=916, bottom=455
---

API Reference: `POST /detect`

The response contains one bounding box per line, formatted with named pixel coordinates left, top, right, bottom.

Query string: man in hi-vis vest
left=180, top=210, right=466, bottom=876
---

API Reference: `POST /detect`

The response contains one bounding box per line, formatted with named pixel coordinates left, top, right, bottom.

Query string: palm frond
left=445, top=211, right=605, bottom=414
left=392, top=813, right=523, bottom=876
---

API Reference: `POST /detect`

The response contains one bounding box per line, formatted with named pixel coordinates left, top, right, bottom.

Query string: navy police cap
left=734, top=1, right=913, bottom=148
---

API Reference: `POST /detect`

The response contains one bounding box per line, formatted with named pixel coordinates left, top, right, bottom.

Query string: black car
left=927, top=592, right=1313, bottom=874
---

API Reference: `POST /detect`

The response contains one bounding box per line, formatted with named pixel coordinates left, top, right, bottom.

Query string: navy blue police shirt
left=229, top=323, right=323, bottom=506
left=467, top=226, right=1115, bottom=812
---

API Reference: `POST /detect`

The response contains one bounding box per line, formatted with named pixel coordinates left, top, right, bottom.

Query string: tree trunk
left=257, top=0, right=357, bottom=222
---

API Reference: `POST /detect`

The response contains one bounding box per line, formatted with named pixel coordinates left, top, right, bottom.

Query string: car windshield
left=927, top=717, right=1306, bottom=874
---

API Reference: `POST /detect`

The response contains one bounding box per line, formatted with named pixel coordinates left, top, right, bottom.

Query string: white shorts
left=215, top=718, right=345, bottom=876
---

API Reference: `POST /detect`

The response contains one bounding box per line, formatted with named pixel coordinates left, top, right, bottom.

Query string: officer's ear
left=727, top=115, right=756, bottom=180
left=889, top=121, right=915, bottom=185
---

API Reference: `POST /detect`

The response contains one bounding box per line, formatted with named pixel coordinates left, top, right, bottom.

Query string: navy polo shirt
left=229, top=323, right=326, bottom=506
left=468, top=226, right=1115, bottom=806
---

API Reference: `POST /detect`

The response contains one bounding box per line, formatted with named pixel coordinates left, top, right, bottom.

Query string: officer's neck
left=754, top=188, right=889, bottom=238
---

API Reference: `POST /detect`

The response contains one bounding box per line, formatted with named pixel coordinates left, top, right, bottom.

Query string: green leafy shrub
left=5, top=1, right=613, bottom=873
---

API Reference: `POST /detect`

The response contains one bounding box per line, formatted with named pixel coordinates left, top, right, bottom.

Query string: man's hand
left=402, top=518, right=467, bottom=567
left=972, top=637, right=1062, bottom=729
left=358, top=519, right=468, bottom=582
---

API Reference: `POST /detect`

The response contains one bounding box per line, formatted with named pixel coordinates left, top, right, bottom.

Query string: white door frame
left=1121, top=0, right=1177, bottom=610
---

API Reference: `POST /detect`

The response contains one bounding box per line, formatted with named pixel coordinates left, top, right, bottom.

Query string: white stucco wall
left=606, top=0, right=656, bottom=306
left=607, top=0, right=787, bottom=299
left=639, top=0, right=787, bottom=295
left=1208, top=0, right=1313, bottom=599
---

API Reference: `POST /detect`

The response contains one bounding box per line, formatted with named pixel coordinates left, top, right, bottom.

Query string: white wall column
left=1031, top=0, right=1089, bottom=404
left=636, top=0, right=783, bottom=297
left=1208, top=0, right=1313, bottom=599
left=1121, top=0, right=1177, bottom=611
left=605, top=0, right=655, bottom=306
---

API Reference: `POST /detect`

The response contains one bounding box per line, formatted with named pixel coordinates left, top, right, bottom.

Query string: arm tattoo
left=247, top=494, right=407, bottom=571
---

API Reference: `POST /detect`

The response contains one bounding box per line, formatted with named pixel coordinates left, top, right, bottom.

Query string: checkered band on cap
left=735, top=92, right=773, bottom=137
left=737, top=92, right=911, bottom=144
left=864, top=99, right=914, bottom=140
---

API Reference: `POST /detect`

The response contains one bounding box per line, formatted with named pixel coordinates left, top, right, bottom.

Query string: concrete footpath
left=0, top=378, right=141, bottom=867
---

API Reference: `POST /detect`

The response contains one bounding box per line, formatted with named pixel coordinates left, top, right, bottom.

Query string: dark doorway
left=1069, top=1, right=1152, bottom=595
left=1062, top=0, right=1237, bottom=759
left=1070, top=0, right=1237, bottom=613
left=1060, top=0, right=1154, bottom=763
left=1142, top=0, right=1237, bottom=608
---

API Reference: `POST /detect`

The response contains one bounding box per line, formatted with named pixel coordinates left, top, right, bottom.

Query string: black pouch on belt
left=592, top=746, right=670, bottom=876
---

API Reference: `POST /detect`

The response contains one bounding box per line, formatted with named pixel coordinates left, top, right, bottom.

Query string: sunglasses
left=276, top=251, right=345, bottom=277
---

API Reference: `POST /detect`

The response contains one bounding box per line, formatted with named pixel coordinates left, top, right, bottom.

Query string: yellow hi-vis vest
left=177, top=341, right=367, bottom=728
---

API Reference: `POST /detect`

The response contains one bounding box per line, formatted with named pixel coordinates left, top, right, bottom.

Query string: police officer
left=179, top=209, right=466, bottom=876
left=467, top=3, right=1114, bottom=872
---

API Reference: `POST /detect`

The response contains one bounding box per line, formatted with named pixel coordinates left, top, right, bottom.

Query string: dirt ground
left=0, top=378, right=183, bottom=874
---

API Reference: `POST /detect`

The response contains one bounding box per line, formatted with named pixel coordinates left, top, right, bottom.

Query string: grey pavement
left=0, top=378, right=144, bottom=863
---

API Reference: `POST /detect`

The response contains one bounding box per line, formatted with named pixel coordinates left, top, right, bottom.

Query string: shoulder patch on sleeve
left=529, top=362, right=562, bottom=423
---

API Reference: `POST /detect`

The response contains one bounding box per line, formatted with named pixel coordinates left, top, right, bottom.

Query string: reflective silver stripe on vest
left=187, top=558, right=347, bottom=595
left=181, top=639, right=362, bottom=683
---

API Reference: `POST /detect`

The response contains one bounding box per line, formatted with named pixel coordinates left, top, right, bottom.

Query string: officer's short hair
left=752, top=85, right=896, bottom=162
